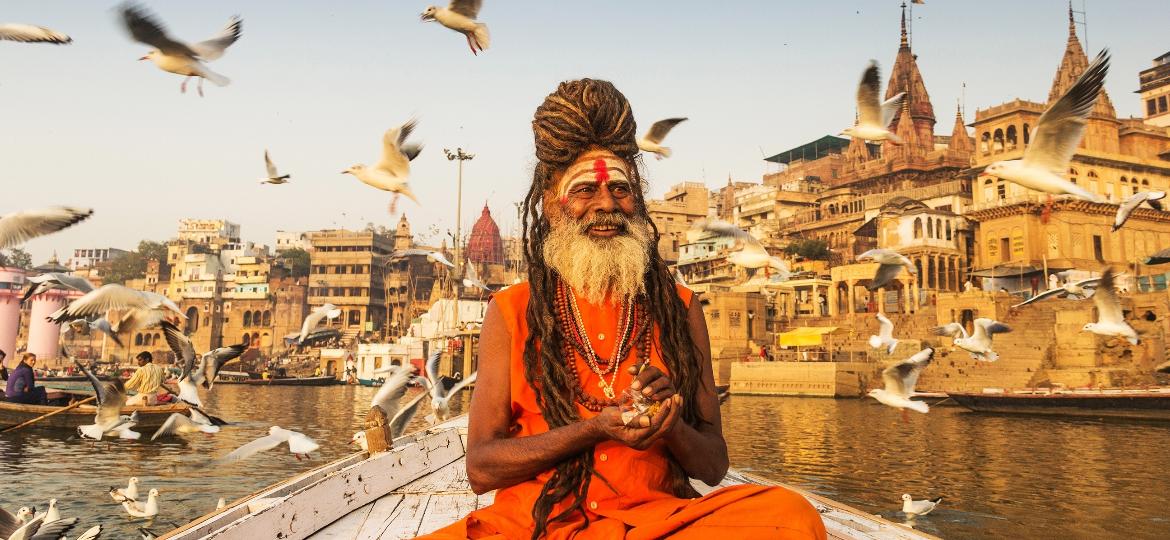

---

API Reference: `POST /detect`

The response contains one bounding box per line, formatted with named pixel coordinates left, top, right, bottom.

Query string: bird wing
left=376, top=120, right=417, bottom=175
left=51, top=284, right=150, bottom=322
left=73, top=525, right=102, bottom=540
left=1145, top=191, right=1166, bottom=211
left=1114, top=192, right=1147, bottom=230
left=876, top=313, right=894, bottom=339
left=1092, top=268, right=1124, bottom=324
left=119, top=4, right=198, bottom=57
left=0, top=23, right=72, bottom=44
left=94, top=383, right=127, bottom=428
left=1022, top=50, right=1110, bottom=174
left=696, top=219, right=755, bottom=244
left=299, top=310, right=325, bottom=341
left=445, top=372, right=477, bottom=402
left=189, top=15, right=242, bottom=61
left=264, top=150, right=278, bottom=178
left=447, top=0, right=484, bottom=19
left=0, top=206, right=93, bottom=251
left=856, top=61, right=883, bottom=126
left=389, top=390, right=429, bottom=438
left=203, top=345, right=246, bottom=387
left=218, top=432, right=287, bottom=463
left=161, top=321, right=197, bottom=381
left=1073, top=277, right=1102, bottom=289
left=932, top=323, right=966, bottom=339
left=284, top=431, right=320, bottom=455
left=370, top=368, right=415, bottom=415
left=881, top=348, right=933, bottom=398
left=1011, top=287, right=1066, bottom=308
left=151, top=413, right=194, bottom=440
left=870, top=263, right=902, bottom=289
left=0, top=506, right=20, bottom=539
left=642, top=118, right=687, bottom=145
left=428, top=252, right=455, bottom=268
left=18, top=516, right=78, bottom=540
left=425, top=350, right=444, bottom=398
left=879, top=93, right=905, bottom=128
left=972, top=318, right=1011, bottom=340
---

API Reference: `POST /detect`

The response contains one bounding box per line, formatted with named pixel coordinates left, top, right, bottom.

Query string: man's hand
left=628, top=365, right=676, bottom=402
left=591, top=394, right=683, bottom=450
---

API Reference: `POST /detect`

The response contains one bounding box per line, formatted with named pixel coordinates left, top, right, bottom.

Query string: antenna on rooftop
left=1070, top=0, right=1089, bottom=51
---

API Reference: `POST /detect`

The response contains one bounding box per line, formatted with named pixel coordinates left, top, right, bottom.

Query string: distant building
left=308, top=229, right=394, bottom=339
left=275, top=230, right=312, bottom=252
left=69, top=247, right=128, bottom=271
left=647, top=182, right=709, bottom=264
left=177, top=219, right=240, bottom=244
left=1139, top=51, right=1170, bottom=128
left=466, top=204, right=504, bottom=265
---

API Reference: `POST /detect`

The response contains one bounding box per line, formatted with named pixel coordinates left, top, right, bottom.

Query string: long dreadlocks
left=522, top=78, right=704, bottom=539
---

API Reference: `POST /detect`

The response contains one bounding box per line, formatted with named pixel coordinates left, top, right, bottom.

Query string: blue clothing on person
left=4, top=363, right=47, bottom=405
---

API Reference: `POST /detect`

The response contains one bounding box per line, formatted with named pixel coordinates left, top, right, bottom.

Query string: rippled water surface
left=5, top=389, right=1170, bottom=539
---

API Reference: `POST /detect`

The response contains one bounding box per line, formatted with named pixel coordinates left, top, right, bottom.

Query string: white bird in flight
left=298, top=303, right=342, bottom=344
left=867, top=348, right=933, bottom=414
left=0, top=206, right=92, bottom=251
left=0, top=24, right=71, bottom=45
left=840, top=61, right=905, bottom=144
left=122, top=489, right=159, bottom=519
left=936, top=318, right=1011, bottom=362
left=1113, top=190, right=1165, bottom=231
left=868, top=313, right=898, bottom=355
left=75, top=360, right=135, bottom=440
left=343, top=120, right=423, bottom=214
left=119, top=3, right=242, bottom=97
left=1083, top=268, right=1138, bottom=345
left=1011, top=277, right=1100, bottom=308
left=261, top=150, right=290, bottom=185
left=2, top=515, right=78, bottom=540
left=693, top=220, right=790, bottom=279
left=48, top=285, right=184, bottom=344
left=901, top=494, right=942, bottom=517
left=151, top=412, right=220, bottom=440
left=462, top=261, right=494, bottom=293
left=423, top=350, right=477, bottom=423
left=20, top=272, right=94, bottom=305
left=217, top=426, right=320, bottom=463
left=369, top=365, right=430, bottom=441
left=857, top=249, right=916, bottom=291
left=427, top=251, right=455, bottom=269
left=421, top=0, right=490, bottom=55
left=980, top=50, right=1110, bottom=202
left=637, top=118, right=687, bottom=159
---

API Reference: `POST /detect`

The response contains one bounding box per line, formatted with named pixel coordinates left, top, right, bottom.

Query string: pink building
left=27, top=291, right=70, bottom=364
left=0, top=267, right=25, bottom=363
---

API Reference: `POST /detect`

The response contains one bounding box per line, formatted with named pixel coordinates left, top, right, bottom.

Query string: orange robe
left=421, top=283, right=826, bottom=540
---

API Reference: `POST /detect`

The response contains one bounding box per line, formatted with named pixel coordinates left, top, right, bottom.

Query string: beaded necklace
left=553, top=280, right=652, bottom=411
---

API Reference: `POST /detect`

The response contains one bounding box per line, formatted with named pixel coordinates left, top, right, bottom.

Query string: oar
left=1, top=395, right=97, bottom=433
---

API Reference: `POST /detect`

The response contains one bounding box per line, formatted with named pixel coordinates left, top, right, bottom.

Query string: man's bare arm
left=663, top=297, right=729, bottom=486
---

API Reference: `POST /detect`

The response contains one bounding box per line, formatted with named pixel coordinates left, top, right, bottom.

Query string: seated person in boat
left=0, top=349, right=8, bottom=382
left=424, top=79, right=826, bottom=540
left=125, top=351, right=169, bottom=406
left=5, top=353, right=48, bottom=405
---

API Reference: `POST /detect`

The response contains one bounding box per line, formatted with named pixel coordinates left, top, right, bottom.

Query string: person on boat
left=422, top=79, right=826, bottom=540
left=5, top=353, right=48, bottom=405
left=0, top=349, right=8, bottom=382
left=125, top=351, right=168, bottom=406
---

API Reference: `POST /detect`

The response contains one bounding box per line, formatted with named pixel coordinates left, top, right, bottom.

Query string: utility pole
left=443, top=148, right=475, bottom=335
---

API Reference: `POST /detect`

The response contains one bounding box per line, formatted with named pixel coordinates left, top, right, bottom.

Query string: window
left=243, top=311, right=252, bottom=327
left=1006, top=125, right=1018, bottom=150
left=1093, top=235, right=1104, bottom=262
left=913, top=217, right=923, bottom=239
left=1023, top=123, right=1030, bottom=145
left=134, top=333, right=143, bottom=346
left=729, top=311, right=742, bottom=327
left=710, top=310, right=720, bottom=320
left=997, top=182, right=1007, bottom=200
left=945, top=221, right=952, bottom=241
left=993, top=129, right=1004, bottom=153
left=1150, top=99, right=1159, bottom=116
left=980, top=132, right=990, bottom=154
left=926, top=218, right=933, bottom=238
left=1160, top=96, right=1168, bottom=113
left=1000, top=238, right=1011, bottom=263
left=262, top=310, right=271, bottom=326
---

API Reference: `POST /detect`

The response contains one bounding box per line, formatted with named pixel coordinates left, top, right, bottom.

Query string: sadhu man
left=423, top=79, right=825, bottom=539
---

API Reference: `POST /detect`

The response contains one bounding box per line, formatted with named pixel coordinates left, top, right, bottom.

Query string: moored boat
left=159, top=416, right=937, bottom=540
left=949, top=387, right=1170, bottom=421
left=0, top=397, right=190, bottom=430
left=243, top=376, right=339, bottom=387
left=356, top=377, right=384, bottom=387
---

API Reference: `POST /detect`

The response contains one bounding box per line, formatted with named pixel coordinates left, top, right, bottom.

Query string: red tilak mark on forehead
left=560, top=195, right=568, bottom=205
left=593, top=159, right=610, bottom=184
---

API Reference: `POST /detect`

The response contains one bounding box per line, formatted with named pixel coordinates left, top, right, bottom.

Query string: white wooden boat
left=160, top=416, right=937, bottom=540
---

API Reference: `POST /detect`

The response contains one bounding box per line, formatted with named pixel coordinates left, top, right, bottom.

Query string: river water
left=3, top=387, right=1168, bottom=539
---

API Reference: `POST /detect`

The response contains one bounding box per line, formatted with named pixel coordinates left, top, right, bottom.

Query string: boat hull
left=0, top=400, right=190, bottom=429
left=949, top=391, right=1170, bottom=421
left=243, top=376, right=339, bottom=387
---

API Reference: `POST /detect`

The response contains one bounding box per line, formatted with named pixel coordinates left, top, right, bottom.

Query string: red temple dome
left=467, top=204, right=504, bottom=265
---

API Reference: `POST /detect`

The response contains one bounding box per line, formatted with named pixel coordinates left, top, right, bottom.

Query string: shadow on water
left=0, top=384, right=463, bottom=538
left=721, top=395, right=1170, bottom=539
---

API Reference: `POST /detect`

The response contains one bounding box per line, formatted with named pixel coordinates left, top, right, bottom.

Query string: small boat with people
left=948, top=386, right=1170, bottom=421
left=0, top=390, right=189, bottom=430
left=242, top=375, right=340, bottom=387
left=158, top=415, right=937, bottom=540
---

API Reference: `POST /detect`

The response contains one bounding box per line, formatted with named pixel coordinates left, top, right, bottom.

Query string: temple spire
left=1068, top=1, right=1076, bottom=38
left=885, top=4, right=935, bottom=155
left=1047, top=3, right=1115, bottom=117
left=948, top=102, right=973, bottom=154
left=899, top=2, right=909, bottom=48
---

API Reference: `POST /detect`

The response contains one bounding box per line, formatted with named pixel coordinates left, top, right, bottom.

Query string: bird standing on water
left=901, top=494, right=942, bottom=517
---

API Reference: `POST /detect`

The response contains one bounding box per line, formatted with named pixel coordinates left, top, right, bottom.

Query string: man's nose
left=593, top=185, right=617, bottom=212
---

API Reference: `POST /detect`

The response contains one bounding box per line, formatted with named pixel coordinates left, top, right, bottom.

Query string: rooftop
left=764, top=135, right=851, bottom=165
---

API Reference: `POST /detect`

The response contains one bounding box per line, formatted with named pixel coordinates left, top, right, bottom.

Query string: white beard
left=542, top=214, right=652, bottom=305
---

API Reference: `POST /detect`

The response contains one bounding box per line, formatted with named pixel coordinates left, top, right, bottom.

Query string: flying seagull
left=422, top=350, right=477, bottom=422
left=370, top=366, right=430, bottom=440
left=119, top=3, right=242, bottom=96
left=217, top=426, right=320, bottom=463
left=1145, top=247, right=1170, bottom=265
left=20, top=273, right=94, bottom=304
left=1011, top=277, right=1101, bottom=308
left=637, top=118, right=687, bottom=159
left=75, top=360, right=135, bottom=440
left=980, top=50, right=1110, bottom=202
left=1113, top=191, right=1165, bottom=231
left=692, top=220, right=790, bottom=279
left=421, top=0, right=489, bottom=55
left=902, top=494, right=942, bottom=517
left=151, top=412, right=220, bottom=440
left=0, top=206, right=92, bottom=251
left=427, top=251, right=455, bottom=268
left=867, top=348, right=933, bottom=414
left=3, top=515, right=78, bottom=540
left=840, top=61, right=905, bottom=144
left=936, top=318, right=1010, bottom=362
left=868, top=312, right=898, bottom=355
left=1082, top=268, right=1138, bottom=345
left=857, top=249, right=916, bottom=291
left=50, top=285, right=183, bottom=345
left=462, top=261, right=494, bottom=293
left=261, top=150, right=290, bottom=184
left=343, top=119, right=423, bottom=214
left=0, top=24, right=71, bottom=44
left=298, top=303, right=342, bottom=344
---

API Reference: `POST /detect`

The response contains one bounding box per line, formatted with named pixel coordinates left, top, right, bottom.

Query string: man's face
left=550, top=149, right=637, bottom=236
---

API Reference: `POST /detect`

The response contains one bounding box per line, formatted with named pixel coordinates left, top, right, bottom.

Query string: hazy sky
left=2, top=0, right=1167, bottom=264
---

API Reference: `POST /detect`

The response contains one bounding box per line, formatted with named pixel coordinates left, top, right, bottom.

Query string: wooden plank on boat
left=348, top=494, right=406, bottom=540
left=416, top=493, right=478, bottom=536
left=162, top=429, right=462, bottom=540
left=304, top=502, right=373, bottom=540
left=359, top=494, right=428, bottom=540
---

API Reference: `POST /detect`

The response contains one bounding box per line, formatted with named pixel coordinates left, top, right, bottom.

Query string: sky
left=2, top=0, right=1168, bottom=264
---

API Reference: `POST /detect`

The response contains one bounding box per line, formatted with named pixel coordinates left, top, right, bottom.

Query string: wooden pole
left=1, top=395, right=97, bottom=433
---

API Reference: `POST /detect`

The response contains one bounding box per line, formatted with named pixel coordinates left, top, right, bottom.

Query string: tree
left=782, top=239, right=831, bottom=261
left=138, top=240, right=167, bottom=263
left=101, top=240, right=165, bottom=284
left=278, top=248, right=311, bottom=278
left=6, top=248, right=32, bottom=270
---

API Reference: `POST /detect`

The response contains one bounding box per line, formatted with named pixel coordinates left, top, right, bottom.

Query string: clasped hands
left=590, top=365, right=683, bottom=450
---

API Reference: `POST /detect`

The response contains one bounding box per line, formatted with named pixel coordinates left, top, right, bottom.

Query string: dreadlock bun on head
left=532, top=78, right=639, bottom=189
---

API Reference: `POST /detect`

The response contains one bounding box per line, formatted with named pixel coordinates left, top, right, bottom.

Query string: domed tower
left=26, top=254, right=75, bottom=363
left=466, top=204, right=504, bottom=265
left=394, top=214, right=413, bottom=251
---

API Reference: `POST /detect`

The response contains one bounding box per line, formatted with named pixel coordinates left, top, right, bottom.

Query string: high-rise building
left=1139, top=51, right=1170, bottom=128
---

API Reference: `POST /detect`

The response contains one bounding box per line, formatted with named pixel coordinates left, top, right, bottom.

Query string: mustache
left=577, top=212, right=630, bottom=233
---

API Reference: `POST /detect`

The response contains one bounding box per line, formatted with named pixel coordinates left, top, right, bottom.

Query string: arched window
left=980, top=132, right=990, bottom=154
left=983, top=178, right=994, bottom=201
left=243, top=311, right=252, bottom=327
left=262, top=310, right=271, bottom=326
left=262, top=332, right=270, bottom=347
left=1068, top=168, right=1078, bottom=185
left=913, top=217, right=923, bottom=239
left=1006, top=125, right=1018, bottom=150
left=134, top=333, right=143, bottom=346
left=348, top=310, right=361, bottom=326
left=152, top=333, right=160, bottom=347
left=186, top=306, right=200, bottom=333
left=945, top=221, right=953, bottom=241
left=936, top=219, right=943, bottom=239
left=252, top=332, right=260, bottom=347
left=1087, top=171, right=1099, bottom=194
left=1023, top=124, right=1030, bottom=145
left=1142, top=178, right=1151, bottom=187
left=242, top=333, right=251, bottom=346
left=993, top=129, right=1005, bottom=153
left=926, top=218, right=933, bottom=238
